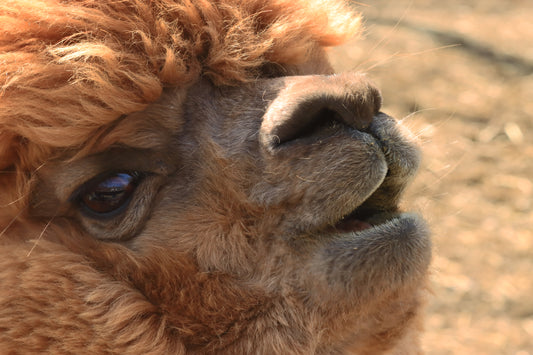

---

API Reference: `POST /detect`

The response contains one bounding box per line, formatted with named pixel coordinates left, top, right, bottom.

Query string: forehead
left=86, top=46, right=335, bottom=153
left=70, top=87, right=187, bottom=160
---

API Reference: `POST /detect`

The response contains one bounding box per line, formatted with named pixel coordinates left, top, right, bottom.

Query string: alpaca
left=0, top=0, right=431, bottom=353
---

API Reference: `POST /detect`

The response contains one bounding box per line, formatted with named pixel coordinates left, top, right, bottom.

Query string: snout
left=248, top=72, right=422, bottom=235
left=260, top=73, right=382, bottom=151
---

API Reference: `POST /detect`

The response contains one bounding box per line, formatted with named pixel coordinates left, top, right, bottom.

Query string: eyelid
left=70, top=171, right=142, bottom=199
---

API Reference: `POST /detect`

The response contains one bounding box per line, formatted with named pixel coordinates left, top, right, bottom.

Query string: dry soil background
left=330, top=1, right=533, bottom=354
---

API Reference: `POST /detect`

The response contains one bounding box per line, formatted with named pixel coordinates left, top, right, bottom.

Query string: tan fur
left=0, top=1, right=430, bottom=354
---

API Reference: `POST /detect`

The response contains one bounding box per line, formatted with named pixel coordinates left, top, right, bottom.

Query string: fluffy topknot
left=0, top=0, right=359, bottom=172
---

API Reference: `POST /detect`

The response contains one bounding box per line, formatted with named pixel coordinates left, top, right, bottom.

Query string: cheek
left=134, top=208, right=261, bottom=276
left=130, top=171, right=262, bottom=275
left=209, top=108, right=265, bottom=161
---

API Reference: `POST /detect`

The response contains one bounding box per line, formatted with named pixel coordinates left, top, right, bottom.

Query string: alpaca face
left=25, top=52, right=430, bottom=352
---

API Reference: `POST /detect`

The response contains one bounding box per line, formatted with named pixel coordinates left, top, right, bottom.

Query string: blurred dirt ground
left=329, top=1, right=533, bottom=354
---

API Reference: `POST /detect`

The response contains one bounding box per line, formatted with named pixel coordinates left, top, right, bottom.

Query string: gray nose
left=260, top=73, right=382, bottom=151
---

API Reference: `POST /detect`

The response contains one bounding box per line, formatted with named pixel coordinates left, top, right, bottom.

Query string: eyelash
left=74, top=171, right=145, bottom=219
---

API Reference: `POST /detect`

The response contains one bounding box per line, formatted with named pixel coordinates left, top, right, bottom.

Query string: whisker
left=1, top=194, right=26, bottom=208
left=0, top=208, right=24, bottom=239
left=419, top=153, right=466, bottom=194
left=33, top=162, right=47, bottom=173
left=360, top=1, right=412, bottom=66
left=400, top=108, right=458, bottom=143
left=361, top=44, right=459, bottom=72
left=398, top=107, right=440, bottom=124
left=26, top=216, right=55, bottom=257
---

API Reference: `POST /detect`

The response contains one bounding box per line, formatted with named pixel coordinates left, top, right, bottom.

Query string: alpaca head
left=0, top=1, right=430, bottom=353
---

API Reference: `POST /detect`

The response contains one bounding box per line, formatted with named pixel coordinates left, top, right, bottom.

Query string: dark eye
left=78, top=172, right=142, bottom=217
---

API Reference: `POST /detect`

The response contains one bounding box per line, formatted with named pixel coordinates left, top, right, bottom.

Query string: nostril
left=296, top=109, right=347, bottom=140
left=262, top=96, right=377, bottom=149
left=273, top=105, right=352, bottom=146
left=260, top=73, right=382, bottom=150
